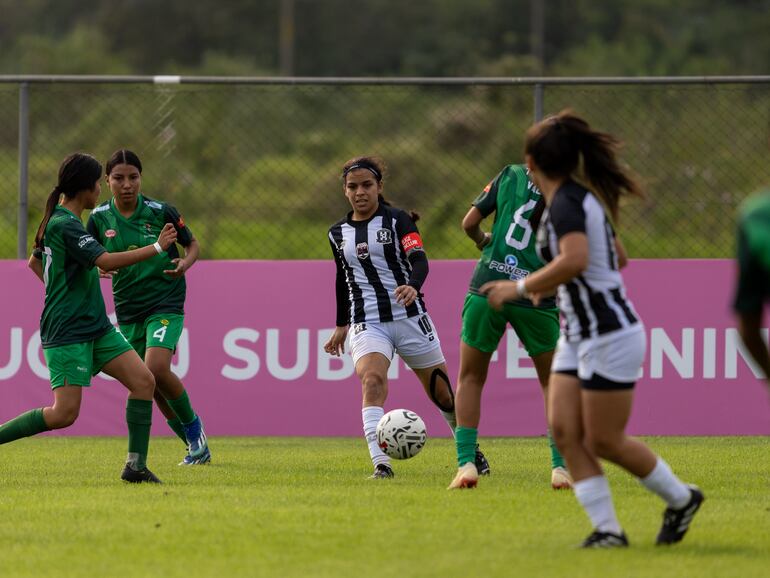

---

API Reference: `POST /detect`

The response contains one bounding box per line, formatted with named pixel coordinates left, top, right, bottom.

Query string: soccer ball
left=376, top=409, right=427, bottom=459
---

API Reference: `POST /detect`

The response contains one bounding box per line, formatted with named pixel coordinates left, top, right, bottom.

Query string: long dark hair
left=106, top=149, right=143, bottom=175
left=34, top=153, right=103, bottom=249
left=524, top=109, right=643, bottom=222
left=341, top=155, right=420, bottom=222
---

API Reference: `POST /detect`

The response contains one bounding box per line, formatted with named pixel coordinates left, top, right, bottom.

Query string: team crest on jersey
left=356, top=242, right=370, bottom=259
left=375, top=229, right=393, bottom=244
left=105, top=229, right=117, bottom=238
left=145, top=223, right=153, bottom=232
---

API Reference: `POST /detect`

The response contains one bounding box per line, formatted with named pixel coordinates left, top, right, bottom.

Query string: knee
left=585, top=435, right=623, bottom=461
left=129, top=369, right=156, bottom=399
left=47, top=405, right=79, bottom=429
left=361, top=372, right=386, bottom=397
left=145, top=359, right=168, bottom=380
left=458, top=371, right=485, bottom=393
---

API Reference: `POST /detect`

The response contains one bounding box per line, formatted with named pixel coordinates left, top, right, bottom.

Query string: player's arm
left=95, top=224, right=177, bottom=270
left=28, top=249, right=44, bottom=282
left=86, top=215, right=116, bottom=278
left=394, top=211, right=428, bottom=307
left=463, top=173, right=501, bottom=250
left=323, top=236, right=350, bottom=356
left=163, top=205, right=198, bottom=277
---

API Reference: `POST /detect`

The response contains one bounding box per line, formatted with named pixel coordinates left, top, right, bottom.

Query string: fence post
left=533, top=83, right=544, bottom=122
left=17, top=82, right=29, bottom=259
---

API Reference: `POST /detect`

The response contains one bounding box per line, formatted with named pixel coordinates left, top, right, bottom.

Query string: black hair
left=34, top=153, right=103, bottom=249
left=106, top=149, right=143, bottom=175
left=341, top=155, right=420, bottom=222
left=524, top=109, right=643, bottom=222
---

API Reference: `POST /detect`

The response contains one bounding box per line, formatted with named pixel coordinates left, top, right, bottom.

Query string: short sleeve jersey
left=86, top=194, right=194, bottom=325
left=39, top=206, right=111, bottom=348
left=733, top=190, right=770, bottom=313
left=468, top=164, right=554, bottom=308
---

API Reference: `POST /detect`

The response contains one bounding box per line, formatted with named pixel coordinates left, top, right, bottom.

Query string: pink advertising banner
left=0, top=260, right=767, bottom=437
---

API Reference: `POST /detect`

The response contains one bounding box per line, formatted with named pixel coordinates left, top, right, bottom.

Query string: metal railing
left=3, top=75, right=769, bottom=259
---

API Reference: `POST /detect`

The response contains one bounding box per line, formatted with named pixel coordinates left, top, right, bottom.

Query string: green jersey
left=468, top=164, right=554, bottom=308
left=86, top=194, right=194, bottom=325
left=733, top=190, right=770, bottom=313
left=39, top=206, right=111, bottom=348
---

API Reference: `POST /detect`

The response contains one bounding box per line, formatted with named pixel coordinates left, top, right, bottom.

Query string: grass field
left=0, top=436, right=767, bottom=578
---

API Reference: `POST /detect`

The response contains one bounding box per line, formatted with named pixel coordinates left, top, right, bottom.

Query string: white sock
left=573, top=475, right=623, bottom=535
left=362, top=406, right=390, bottom=467
left=441, top=410, right=457, bottom=437
left=640, top=457, right=691, bottom=508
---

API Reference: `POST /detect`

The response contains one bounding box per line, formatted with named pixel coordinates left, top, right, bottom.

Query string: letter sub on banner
left=222, top=328, right=261, bottom=380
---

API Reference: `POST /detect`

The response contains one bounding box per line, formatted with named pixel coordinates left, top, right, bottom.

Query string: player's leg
left=0, top=341, right=93, bottom=443
left=509, top=304, right=570, bottom=488
left=581, top=330, right=703, bottom=545
left=97, top=328, right=160, bottom=483
left=355, top=352, right=393, bottom=478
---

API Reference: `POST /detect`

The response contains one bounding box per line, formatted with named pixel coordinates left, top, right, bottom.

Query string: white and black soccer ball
left=376, top=409, right=427, bottom=459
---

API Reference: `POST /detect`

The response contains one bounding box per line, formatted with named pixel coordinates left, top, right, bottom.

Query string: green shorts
left=120, top=313, right=185, bottom=359
left=461, top=292, right=559, bottom=357
left=43, top=326, right=133, bottom=390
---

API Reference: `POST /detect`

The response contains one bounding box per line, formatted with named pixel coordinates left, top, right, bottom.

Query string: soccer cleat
left=183, top=416, right=209, bottom=460
left=655, top=485, right=705, bottom=545
left=474, top=444, right=491, bottom=476
left=447, top=462, right=479, bottom=489
left=121, top=465, right=162, bottom=484
left=179, top=444, right=212, bottom=466
left=370, top=463, right=394, bottom=479
left=551, top=466, right=573, bottom=490
left=580, top=530, right=629, bottom=548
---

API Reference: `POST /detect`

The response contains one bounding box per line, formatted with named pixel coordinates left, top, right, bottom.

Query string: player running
left=483, top=111, right=704, bottom=548
left=324, top=156, right=489, bottom=479
left=733, top=189, right=770, bottom=391
left=87, top=149, right=210, bottom=465
left=448, top=164, right=570, bottom=490
left=0, top=152, right=177, bottom=483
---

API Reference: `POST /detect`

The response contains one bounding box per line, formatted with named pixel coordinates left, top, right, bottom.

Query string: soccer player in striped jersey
left=448, top=164, right=570, bottom=490
left=324, top=156, right=488, bottom=479
left=483, top=111, right=704, bottom=548
left=0, top=152, right=177, bottom=483
left=734, top=189, right=770, bottom=390
left=87, top=150, right=209, bottom=465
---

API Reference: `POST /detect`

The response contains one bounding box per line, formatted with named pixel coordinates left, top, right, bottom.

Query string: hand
left=480, top=280, right=519, bottom=311
left=163, top=258, right=188, bottom=278
left=394, top=285, right=418, bottom=306
left=475, top=232, right=491, bottom=250
left=157, top=223, right=178, bottom=250
left=323, top=326, right=349, bottom=357
left=98, top=267, right=117, bottom=279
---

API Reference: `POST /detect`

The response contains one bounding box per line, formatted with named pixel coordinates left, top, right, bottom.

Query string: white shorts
left=349, top=314, right=445, bottom=369
left=551, top=325, right=646, bottom=387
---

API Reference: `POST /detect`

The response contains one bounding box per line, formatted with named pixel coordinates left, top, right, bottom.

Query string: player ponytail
left=34, top=153, right=103, bottom=249
left=525, top=109, right=643, bottom=222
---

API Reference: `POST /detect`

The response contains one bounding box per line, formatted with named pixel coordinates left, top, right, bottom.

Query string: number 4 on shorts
left=152, top=325, right=167, bottom=342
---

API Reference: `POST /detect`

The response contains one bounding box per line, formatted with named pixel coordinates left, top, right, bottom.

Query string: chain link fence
left=1, top=77, right=769, bottom=260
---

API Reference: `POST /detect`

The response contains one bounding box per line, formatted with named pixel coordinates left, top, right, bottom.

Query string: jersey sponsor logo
left=488, top=254, right=530, bottom=280
left=356, top=242, right=369, bottom=260
left=76, top=366, right=88, bottom=373
left=77, top=234, right=96, bottom=248
left=375, top=228, right=393, bottom=244
left=105, top=229, right=117, bottom=238
left=144, top=200, right=163, bottom=210
left=400, top=232, right=423, bottom=254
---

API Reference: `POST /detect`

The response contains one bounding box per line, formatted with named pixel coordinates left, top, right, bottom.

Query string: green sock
left=126, top=399, right=153, bottom=471
left=0, top=408, right=49, bottom=444
left=166, top=390, right=196, bottom=425
left=166, top=417, right=188, bottom=445
left=455, top=426, right=478, bottom=467
left=548, top=428, right=565, bottom=469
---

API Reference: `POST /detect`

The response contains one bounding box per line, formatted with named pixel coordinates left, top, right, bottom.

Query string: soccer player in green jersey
left=448, top=164, right=571, bottom=490
left=0, top=152, right=178, bottom=483
left=734, top=190, right=770, bottom=390
left=87, top=149, right=209, bottom=465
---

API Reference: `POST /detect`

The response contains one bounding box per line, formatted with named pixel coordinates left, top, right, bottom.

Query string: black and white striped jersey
left=329, top=204, right=428, bottom=325
left=537, top=180, right=640, bottom=342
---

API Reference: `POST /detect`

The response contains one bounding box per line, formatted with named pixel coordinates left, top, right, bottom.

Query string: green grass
left=0, top=437, right=767, bottom=578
